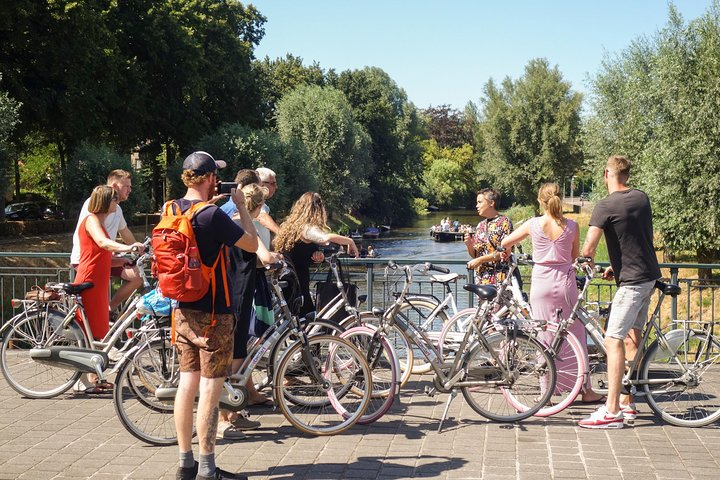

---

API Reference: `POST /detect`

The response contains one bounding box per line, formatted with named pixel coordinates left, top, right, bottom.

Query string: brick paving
left=1, top=374, right=720, bottom=479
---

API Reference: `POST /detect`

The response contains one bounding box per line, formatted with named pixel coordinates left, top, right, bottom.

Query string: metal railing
left=1, top=252, right=719, bottom=329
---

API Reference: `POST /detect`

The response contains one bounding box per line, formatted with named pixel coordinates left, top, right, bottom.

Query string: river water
left=357, top=210, right=480, bottom=262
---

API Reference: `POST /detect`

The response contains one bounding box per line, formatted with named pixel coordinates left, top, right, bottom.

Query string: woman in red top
left=75, top=185, right=144, bottom=341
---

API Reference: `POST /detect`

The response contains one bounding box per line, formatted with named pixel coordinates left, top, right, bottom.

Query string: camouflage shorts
left=174, top=309, right=234, bottom=379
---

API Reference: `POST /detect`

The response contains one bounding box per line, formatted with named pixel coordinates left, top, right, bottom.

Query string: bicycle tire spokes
left=643, top=332, right=720, bottom=427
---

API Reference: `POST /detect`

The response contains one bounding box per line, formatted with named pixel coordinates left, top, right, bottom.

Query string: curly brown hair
left=273, top=192, right=328, bottom=253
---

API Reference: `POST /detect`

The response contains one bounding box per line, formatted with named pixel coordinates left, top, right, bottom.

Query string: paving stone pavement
left=1, top=374, right=720, bottom=480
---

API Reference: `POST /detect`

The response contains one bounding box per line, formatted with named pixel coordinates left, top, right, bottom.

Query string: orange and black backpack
left=151, top=200, right=230, bottom=305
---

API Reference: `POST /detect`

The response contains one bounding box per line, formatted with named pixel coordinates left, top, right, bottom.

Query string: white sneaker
left=620, top=402, right=638, bottom=421
left=578, top=406, right=624, bottom=429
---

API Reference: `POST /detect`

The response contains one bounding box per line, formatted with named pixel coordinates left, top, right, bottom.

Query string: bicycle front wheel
left=642, top=332, right=720, bottom=427
left=505, top=328, right=585, bottom=417
left=113, top=337, right=185, bottom=445
left=0, top=311, right=87, bottom=398
left=274, top=335, right=371, bottom=435
left=462, top=331, right=556, bottom=422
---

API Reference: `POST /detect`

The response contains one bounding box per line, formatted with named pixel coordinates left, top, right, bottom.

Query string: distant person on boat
left=367, top=245, right=379, bottom=257
left=453, top=219, right=460, bottom=232
left=273, top=192, right=359, bottom=317
left=465, top=188, right=513, bottom=284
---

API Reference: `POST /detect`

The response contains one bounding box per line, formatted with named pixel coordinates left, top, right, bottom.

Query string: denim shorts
left=605, top=280, right=657, bottom=340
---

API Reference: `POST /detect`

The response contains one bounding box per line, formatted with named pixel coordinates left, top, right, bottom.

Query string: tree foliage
left=478, top=58, right=583, bottom=205
left=276, top=84, right=371, bottom=214
left=254, top=54, right=328, bottom=125
left=197, top=123, right=316, bottom=216
left=585, top=3, right=720, bottom=261
left=421, top=105, right=474, bottom=149
left=420, top=139, right=475, bottom=208
left=331, top=67, right=424, bottom=223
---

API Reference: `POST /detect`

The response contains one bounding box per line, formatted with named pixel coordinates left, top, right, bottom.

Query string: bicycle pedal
left=424, top=385, right=437, bottom=397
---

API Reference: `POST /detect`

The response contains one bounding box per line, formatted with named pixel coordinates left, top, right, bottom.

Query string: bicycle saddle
left=654, top=281, right=681, bottom=297
left=63, top=282, right=94, bottom=294
left=430, top=272, right=464, bottom=284
left=463, top=284, right=497, bottom=300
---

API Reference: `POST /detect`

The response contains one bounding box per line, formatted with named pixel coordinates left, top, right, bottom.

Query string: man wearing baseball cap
left=172, top=151, right=257, bottom=480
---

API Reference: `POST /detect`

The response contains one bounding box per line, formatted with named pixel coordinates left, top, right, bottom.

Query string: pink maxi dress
left=529, top=217, right=590, bottom=392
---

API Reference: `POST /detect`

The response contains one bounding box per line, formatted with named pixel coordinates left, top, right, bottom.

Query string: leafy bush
left=61, top=141, right=150, bottom=220
left=413, top=197, right=430, bottom=216
left=503, top=204, right=536, bottom=225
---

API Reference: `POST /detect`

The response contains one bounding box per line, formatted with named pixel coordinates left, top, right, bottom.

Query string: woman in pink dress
left=501, top=182, right=603, bottom=403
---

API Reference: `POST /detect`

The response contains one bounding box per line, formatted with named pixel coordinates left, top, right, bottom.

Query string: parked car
left=4, top=202, right=45, bottom=221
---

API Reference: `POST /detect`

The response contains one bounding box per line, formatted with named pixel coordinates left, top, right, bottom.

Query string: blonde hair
left=537, top=182, right=564, bottom=225
left=181, top=170, right=213, bottom=187
left=273, top=192, right=328, bottom=253
left=107, top=169, right=131, bottom=183
left=242, top=183, right=267, bottom=213
left=88, top=185, right=117, bottom=214
left=606, top=155, right=631, bottom=182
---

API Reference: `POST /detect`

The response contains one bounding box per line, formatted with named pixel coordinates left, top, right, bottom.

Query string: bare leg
left=621, top=328, right=641, bottom=405
left=197, top=377, right=225, bottom=455
left=604, top=337, right=625, bottom=415
left=175, top=371, right=200, bottom=454
left=110, top=265, right=143, bottom=311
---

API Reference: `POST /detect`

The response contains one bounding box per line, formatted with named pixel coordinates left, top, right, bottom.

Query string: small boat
left=379, top=224, right=391, bottom=233
left=349, top=229, right=362, bottom=240
left=362, top=227, right=380, bottom=239
left=431, top=230, right=465, bottom=242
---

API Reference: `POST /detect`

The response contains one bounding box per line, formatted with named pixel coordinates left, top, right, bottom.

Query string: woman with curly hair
left=273, top=192, right=359, bottom=317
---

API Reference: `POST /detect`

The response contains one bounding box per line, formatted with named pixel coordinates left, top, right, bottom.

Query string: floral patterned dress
left=472, top=215, right=513, bottom=284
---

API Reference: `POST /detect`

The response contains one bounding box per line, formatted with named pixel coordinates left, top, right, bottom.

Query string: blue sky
left=249, top=1, right=715, bottom=110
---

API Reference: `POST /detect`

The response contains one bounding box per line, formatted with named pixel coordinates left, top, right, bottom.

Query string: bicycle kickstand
left=437, top=389, right=457, bottom=433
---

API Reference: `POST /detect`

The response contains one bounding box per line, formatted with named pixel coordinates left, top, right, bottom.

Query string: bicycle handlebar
left=424, top=262, right=450, bottom=274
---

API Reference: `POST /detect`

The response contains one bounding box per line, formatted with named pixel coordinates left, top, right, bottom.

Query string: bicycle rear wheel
left=505, top=328, right=585, bottom=417
left=642, top=332, right=720, bottom=427
left=113, top=337, right=186, bottom=445
left=274, top=335, right=371, bottom=435
left=461, top=331, right=556, bottom=422
left=340, top=326, right=399, bottom=424
left=0, top=311, right=87, bottom=398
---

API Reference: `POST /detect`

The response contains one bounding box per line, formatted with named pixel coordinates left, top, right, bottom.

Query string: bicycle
left=0, top=240, right=162, bottom=398
left=114, top=261, right=373, bottom=445
left=510, top=259, right=720, bottom=427
left=346, top=260, right=556, bottom=431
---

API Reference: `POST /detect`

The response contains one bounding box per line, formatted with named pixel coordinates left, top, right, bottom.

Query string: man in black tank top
left=579, top=155, right=660, bottom=430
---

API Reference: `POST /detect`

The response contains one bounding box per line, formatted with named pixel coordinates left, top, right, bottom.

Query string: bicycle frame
left=381, top=264, right=521, bottom=391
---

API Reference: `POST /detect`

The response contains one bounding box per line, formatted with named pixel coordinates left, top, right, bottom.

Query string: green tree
left=420, top=139, right=475, bottom=208
left=585, top=3, right=720, bottom=265
left=276, top=84, right=371, bottom=213
left=0, top=74, right=21, bottom=218
left=254, top=54, right=327, bottom=125
left=478, top=58, right=583, bottom=206
left=197, top=123, right=316, bottom=216
left=331, top=67, right=424, bottom=224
